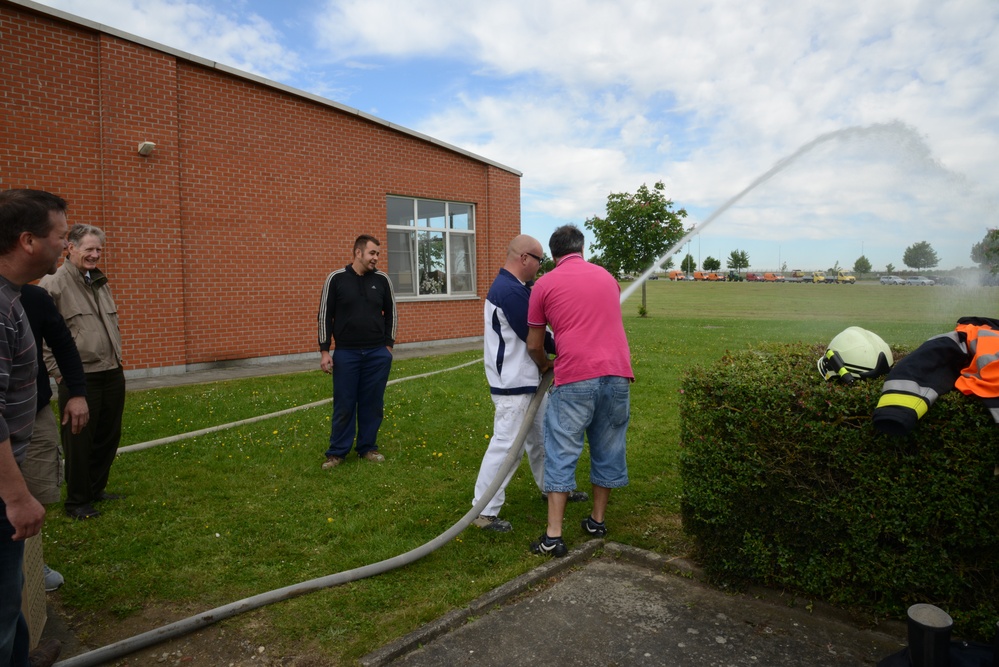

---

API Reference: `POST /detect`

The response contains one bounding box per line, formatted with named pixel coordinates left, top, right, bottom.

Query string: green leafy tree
left=703, top=256, right=721, bottom=271
left=970, top=228, right=999, bottom=273
left=681, top=253, right=696, bottom=273
left=885, top=263, right=895, bottom=274
left=587, top=253, right=617, bottom=276
left=725, top=249, right=749, bottom=272
left=853, top=255, right=872, bottom=277
left=902, top=241, right=940, bottom=271
left=585, top=181, right=687, bottom=316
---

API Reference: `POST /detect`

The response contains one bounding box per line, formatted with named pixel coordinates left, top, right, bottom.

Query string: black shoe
left=28, top=638, right=62, bottom=667
left=540, top=491, right=589, bottom=503
left=581, top=516, right=607, bottom=538
left=530, top=533, right=568, bottom=558
left=95, top=491, right=126, bottom=501
left=65, top=504, right=101, bottom=520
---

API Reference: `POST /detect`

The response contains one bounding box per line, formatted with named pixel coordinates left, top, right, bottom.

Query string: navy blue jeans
left=0, top=508, right=29, bottom=667
left=325, top=346, right=393, bottom=458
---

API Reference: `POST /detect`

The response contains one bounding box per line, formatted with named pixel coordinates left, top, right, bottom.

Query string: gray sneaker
left=43, top=564, right=64, bottom=592
left=472, top=515, right=513, bottom=532
left=321, top=455, right=344, bottom=470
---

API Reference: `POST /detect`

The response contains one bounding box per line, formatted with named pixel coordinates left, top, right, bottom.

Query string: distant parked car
left=835, top=270, right=856, bottom=284
left=763, top=272, right=784, bottom=282
left=745, top=272, right=763, bottom=282
left=879, top=275, right=905, bottom=285
left=906, top=275, right=935, bottom=286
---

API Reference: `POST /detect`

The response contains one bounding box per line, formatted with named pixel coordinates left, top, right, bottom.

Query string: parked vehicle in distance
left=746, top=272, right=763, bottom=282
left=786, top=269, right=807, bottom=283
left=763, top=272, right=784, bottom=282
left=906, top=275, right=935, bottom=286
left=706, top=272, right=725, bottom=281
left=693, top=271, right=709, bottom=281
left=835, top=270, right=856, bottom=284
left=879, top=275, right=905, bottom=285
left=667, top=269, right=686, bottom=281
left=727, top=271, right=744, bottom=282
left=812, top=271, right=828, bottom=283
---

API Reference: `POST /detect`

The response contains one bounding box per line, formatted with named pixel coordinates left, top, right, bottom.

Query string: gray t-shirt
left=0, top=276, right=38, bottom=463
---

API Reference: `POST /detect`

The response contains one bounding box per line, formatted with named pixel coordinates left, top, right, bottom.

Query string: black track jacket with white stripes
left=318, top=264, right=397, bottom=352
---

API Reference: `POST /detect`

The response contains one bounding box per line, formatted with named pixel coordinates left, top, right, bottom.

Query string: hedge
left=678, top=342, right=999, bottom=638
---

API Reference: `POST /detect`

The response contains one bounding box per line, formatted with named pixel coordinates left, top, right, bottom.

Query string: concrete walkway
left=361, top=541, right=905, bottom=666
left=125, top=338, right=482, bottom=392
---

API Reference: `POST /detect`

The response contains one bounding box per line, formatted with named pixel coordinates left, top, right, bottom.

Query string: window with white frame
left=386, top=196, right=475, bottom=298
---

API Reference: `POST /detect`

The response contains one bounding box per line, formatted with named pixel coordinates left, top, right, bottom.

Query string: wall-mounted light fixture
left=137, top=141, right=156, bottom=157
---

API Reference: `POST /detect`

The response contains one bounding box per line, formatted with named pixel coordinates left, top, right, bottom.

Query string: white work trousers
left=472, top=392, right=547, bottom=517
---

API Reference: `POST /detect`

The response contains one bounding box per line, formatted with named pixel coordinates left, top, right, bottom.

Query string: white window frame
left=386, top=196, right=476, bottom=299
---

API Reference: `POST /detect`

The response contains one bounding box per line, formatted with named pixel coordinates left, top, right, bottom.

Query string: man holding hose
left=526, top=224, right=633, bottom=557
left=472, top=235, right=586, bottom=533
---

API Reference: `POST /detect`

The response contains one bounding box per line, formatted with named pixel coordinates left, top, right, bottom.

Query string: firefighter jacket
left=872, top=317, right=999, bottom=436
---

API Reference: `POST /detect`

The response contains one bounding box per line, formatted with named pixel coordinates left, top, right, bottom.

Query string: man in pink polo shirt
left=526, top=225, right=634, bottom=557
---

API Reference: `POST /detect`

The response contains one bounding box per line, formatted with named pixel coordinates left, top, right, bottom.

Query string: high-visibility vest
left=872, top=317, right=999, bottom=436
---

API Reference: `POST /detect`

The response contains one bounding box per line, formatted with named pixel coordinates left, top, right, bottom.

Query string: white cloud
left=37, top=0, right=302, bottom=80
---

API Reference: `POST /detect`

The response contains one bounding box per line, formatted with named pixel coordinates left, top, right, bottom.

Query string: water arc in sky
left=618, top=121, right=938, bottom=304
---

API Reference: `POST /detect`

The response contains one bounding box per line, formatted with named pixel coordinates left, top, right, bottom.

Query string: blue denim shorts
left=543, top=376, right=630, bottom=492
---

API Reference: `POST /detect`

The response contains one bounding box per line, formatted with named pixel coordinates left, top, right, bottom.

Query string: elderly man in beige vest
left=39, top=224, right=125, bottom=520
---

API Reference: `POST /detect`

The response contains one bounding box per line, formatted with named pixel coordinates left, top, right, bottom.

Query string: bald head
left=504, top=234, right=544, bottom=283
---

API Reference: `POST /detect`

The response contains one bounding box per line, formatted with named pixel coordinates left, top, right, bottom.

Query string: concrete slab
left=362, top=542, right=906, bottom=667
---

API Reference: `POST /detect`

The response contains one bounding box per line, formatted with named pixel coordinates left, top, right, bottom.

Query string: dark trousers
left=0, top=511, right=28, bottom=666
left=60, top=367, right=126, bottom=509
left=325, top=346, right=392, bottom=458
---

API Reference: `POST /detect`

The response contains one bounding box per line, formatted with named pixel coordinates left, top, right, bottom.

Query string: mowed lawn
left=44, top=280, right=993, bottom=662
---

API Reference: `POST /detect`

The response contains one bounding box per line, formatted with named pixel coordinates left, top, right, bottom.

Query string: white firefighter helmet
left=817, top=327, right=893, bottom=383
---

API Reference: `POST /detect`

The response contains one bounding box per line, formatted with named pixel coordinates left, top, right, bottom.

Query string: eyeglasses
left=523, top=252, right=543, bottom=263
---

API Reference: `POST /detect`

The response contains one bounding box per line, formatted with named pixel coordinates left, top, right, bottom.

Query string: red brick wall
left=1, top=3, right=521, bottom=373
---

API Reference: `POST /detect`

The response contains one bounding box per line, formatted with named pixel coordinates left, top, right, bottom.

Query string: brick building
left=1, top=0, right=521, bottom=378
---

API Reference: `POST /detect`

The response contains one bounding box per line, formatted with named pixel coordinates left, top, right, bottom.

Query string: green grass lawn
left=44, top=281, right=994, bottom=661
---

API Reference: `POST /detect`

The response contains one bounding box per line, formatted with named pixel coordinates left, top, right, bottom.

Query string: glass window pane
left=387, top=197, right=415, bottom=227
left=449, top=203, right=473, bottom=230
left=387, top=230, right=416, bottom=296
left=418, top=200, right=446, bottom=228
left=418, top=231, right=447, bottom=295
left=449, top=234, right=475, bottom=294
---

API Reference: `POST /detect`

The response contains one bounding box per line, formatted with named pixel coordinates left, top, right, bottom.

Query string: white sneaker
left=43, top=564, right=64, bottom=592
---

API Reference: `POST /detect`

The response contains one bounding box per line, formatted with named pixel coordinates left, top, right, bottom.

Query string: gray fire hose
left=53, top=368, right=553, bottom=667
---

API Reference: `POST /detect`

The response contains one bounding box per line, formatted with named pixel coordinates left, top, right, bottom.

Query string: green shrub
left=679, top=342, right=999, bottom=638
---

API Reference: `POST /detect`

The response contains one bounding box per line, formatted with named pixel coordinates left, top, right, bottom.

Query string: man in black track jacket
left=317, top=235, right=397, bottom=469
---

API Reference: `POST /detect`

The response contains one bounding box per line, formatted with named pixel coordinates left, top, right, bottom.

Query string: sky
left=29, top=0, right=999, bottom=273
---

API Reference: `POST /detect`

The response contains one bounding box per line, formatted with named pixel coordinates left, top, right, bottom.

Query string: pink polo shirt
left=527, top=254, right=634, bottom=386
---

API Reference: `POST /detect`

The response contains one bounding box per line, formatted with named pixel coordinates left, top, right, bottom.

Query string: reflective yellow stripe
left=876, top=393, right=929, bottom=418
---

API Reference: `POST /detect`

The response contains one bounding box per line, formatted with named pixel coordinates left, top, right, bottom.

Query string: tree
left=902, top=241, right=939, bottom=271
left=886, top=263, right=895, bottom=274
left=703, top=256, right=721, bottom=271
left=853, top=255, right=872, bottom=277
left=725, top=249, right=749, bottom=272
left=970, top=228, right=999, bottom=274
left=681, top=253, right=696, bottom=273
left=585, top=181, right=687, bottom=316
